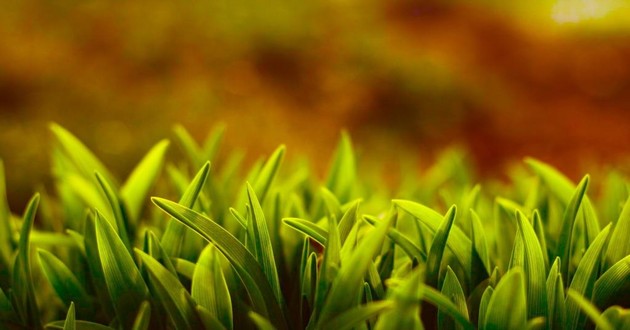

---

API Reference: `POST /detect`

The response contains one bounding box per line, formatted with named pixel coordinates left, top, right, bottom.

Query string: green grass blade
left=516, top=211, right=548, bottom=319
left=253, top=145, right=285, bottom=204
left=600, top=306, right=630, bottom=330
left=63, top=302, right=75, bottom=330
left=532, top=211, right=550, bottom=271
left=320, top=187, right=342, bottom=221
left=316, top=205, right=393, bottom=326
left=478, top=286, right=493, bottom=329
left=121, top=139, right=170, bottom=222
left=0, top=160, right=14, bottom=269
left=37, top=249, right=92, bottom=313
left=249, top=311, right=277, bottom=330
left=604, top=196, right=630, bottom=270
left=426, top=205, right=457, bottom=288
left=422, top=285, right=475, bottom=330
left=192, top=244, right=233, bottom=330
left=247, top=183, right=283, bottom=302
left=151, top=197, right=288, bottom=330
left=325, top=131, right=356, bottom=203
left=364, top=215, right=425, bottom=262
left=143, top=231, right=177, bottom=275
left=282, top=218, right=327, bottom=246
left=566, top=224, right=611, bottom=330
left=325, top=300, right=394, bottom=330
left=45, top=320, right=115, bottom=329
left=50, top=123, right=116, bottom=186
left=94, top=172, right=131, bottom=254
left=173, top=125, right=204, bottom=168
left=484, top=268, right=527, bottom=330
left=161, top=161, right=210, bottom=257
left=592, top=254, right=630, bottom=310
left=547, top=258, right=566, bottom=329
left=136, top=250, right=202, bottom=330
left=557, top=175, right=590, bottom=283
left=470, top=209, right=490, bottom=275
left=197, top=306, right=228, bottom=330
left=131, top=301, right=151, bottom=330
left=12, top=193, right=40, bottom=328
left=438, top=266, right=469, bottom=330
left=374, top=269, right=424, bottom=330
left=566, top=290, right=613, bottom=330
left=93, top=212, right=149, bottom=329
left=394, top=200, right=472, bottom=282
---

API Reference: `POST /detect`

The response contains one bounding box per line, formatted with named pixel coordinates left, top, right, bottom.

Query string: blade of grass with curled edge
left=121, top=139, right=170, bottom=223
left=600, top=306, right=630, bottom=330
left=439, top=266, right=469, bottom=330
left=566, top=224, right=611, bottom=330
left=253, top=145, right=285, bottom=204
left=161, top=162, right=210, bottom=257
left=282, top=218, right=328, bottom=246
left=592, top=254, right=630, bottom=310
left=394, top=200, right=472, bottom=283
left=63, top=302, right=75, bottom=330
left=246, top=183, right=283, bottom=303
left=325, top=131, right=356, bottom=204
left=94, top=172, right=131, bottom=254
left=192, top=244, right=233, bottom=330
left=547, top=258, right=565, bottom=329
left=484, top=268, right=527, bottom=330
left=11, top=194, right=40, bottom=328
left=557, top=175, right=590, bottom=284
left=374, top=269, right=424, bottom=330
left=93, top=212, right=149, bottom=329
left=604, top=196, right=630, bottom=270
left=325, top=300, right=394, bottom=330
left=132, top=301, right=151, bottom=330
left=315, top=208, right=393, bottom=327
left=37, top=249, right=92, bottom=313
left=50, top=123, right=117, bottom=186
left=363, top=215, right=425, bottom=262
left=136, top=250, right=203, bottom=330
left=426, top=205, right=457, bottom=288
left=151, top=197, right=288, bottom=330
left=566, top=290, right=613, bottom=330
left=516, top=210, right=548, bottom=319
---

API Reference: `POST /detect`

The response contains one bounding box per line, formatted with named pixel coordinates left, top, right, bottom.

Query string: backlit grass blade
left=566, top=290, right=613, bottom=330
left=45, top=320, right=114, bottom=329
left=470, top=210, right=490, bottom=275
left=94, top=172, right=131, bottom=253
left=600, top=306, right=630, bottom=330
left=50, top=123, right=117, bottom=186
left=320, top=187, right=342, bottom=221
left=374, top=269, right=423, bottom=330
left=592, top=255, right=630, bottom=310
left=192, top=244, right=233, bottom=330
left=37, top=249, right=92, bottom=313
left=426, top=205, right=457, bottom=288
left=312, top=214, right=341, bottom=324
left=363, top=215, right=425, bottom=262
left=516, top=211, right=548, bottom=319
left=63, top=302, right=75, bottom=330
left=532, top=211, right=550, bottom=271
left=394, top=200, right=472, bottom=282
left=93, top=212, right=149, bottom=329
left=282, top=218, right=327, bottom=246
left=604, top=196, right=630, bottom=270
left=12, top=194, right=41, bottom=328
left=422, top=285, right=475, bottom=330
left=325, top=301, right=394, bottom=330
left=197, top=306, right=228, bottom=330
left=478, top=286, right=493, bottom=329
left=338, top=200, right=361, bottom=246
left=143, top=231, right=177, bottom=276
left=136, top=250, right=202, bottom=329
left=246, top=183, right=283, bottom=303
left=316, top=205, right=393, bottom=327
left=249, top=311, right=277, bottom=330
left=566, top=224, right=611, bottom=330
left=325, top=131, right=356, bottom=203
left=547, top=258, right=565, bottom=329
left=253, top=145, right=285, bottom=204
left=151, top=197, right=288, bottom=330
left=438, top=266, right=469, bottom=330
left=161, top=162, right=210, bottom=257
left=132, top=301, right=151, bottom=330
left=121, top=139, right=170, bottom=222
left=484, top=268, right=527, bottom=330
left=557, top=175, right=589, bottom=283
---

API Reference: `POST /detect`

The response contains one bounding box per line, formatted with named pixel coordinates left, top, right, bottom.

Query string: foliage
left=0, top=124, right=629, bottom=329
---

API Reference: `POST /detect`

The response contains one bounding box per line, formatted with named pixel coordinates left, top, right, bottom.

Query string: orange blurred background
left=1, top=0, right=629, bottom=208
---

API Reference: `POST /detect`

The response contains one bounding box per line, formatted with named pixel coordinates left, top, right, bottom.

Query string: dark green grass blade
left=37, top=249, right=92, bottom=313
left=592, top=255, right=630, bottom=310
left=161, top=162, right=210, bottom=257
left=121, top=139, right=170, bottom=222
left=45, top=320, right=114, bottom=329
left=93, top=212, right=149, bottom=329
left=547, top=258, right=565, bottom=329
left=151, top=197, right=288, bottom=330
left=567, top=290, right=613, bottom=330
left=426, top=205, right=457, bottom=288
left=192, top=244, right=233, bottom=330
left=136, top=250, right=202, bottom=329
left=12, top=194, right=40, bottom=328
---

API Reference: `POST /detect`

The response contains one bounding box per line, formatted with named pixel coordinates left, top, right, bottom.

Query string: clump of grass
left=0, top=124, right=629, bottom=329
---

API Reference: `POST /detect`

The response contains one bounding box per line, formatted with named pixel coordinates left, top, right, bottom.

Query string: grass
left=0, top=124, right=629, bottom=329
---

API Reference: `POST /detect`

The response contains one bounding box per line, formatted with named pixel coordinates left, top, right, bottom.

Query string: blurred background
left=1, top=0, right=629, bottom=208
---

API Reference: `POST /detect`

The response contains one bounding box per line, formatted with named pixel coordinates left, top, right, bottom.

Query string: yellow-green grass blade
left=422, top=284, right=475, bottom=330
left=363, top=215, right=425, bottom=262
left=374, top=269, right=424, bottom=330
left=516, top=211, right=548, bottom=319
left=63, top=302, right=75, bottom=330
left=325, top=300, right=394, bottom=330
left=151, top=197, right=288, bottom=330
left=325, top=132, right=356, bottom=203
left=249, top=311, right=277, bottom=330
left=557, top=175, right=590, bottom=283
left=253, top=145, right=285, bottom=204
left=600, top=306, right=630, bottom=330
left=478, top=286, right=493, bottom=329
left=283, top=217, right=328, bottom=246
left=484, top=268, right=527, bottom=330
left=604, top=196, right=630, bottom=270
left=37, top=249, right=93, bottom=314
left=592, top=254, right=630, bottom=310
left=567, top=290, right=613, bottom=330
left=131, top=301, right=151, bottom=330
left=566, top=224, right=611, bottom=330
left=121, top=139, right=170, bottom=223
left=426, top=205, right=457, bottom=288
left=94, top=172, right=131, bottom=253
left=143, top=231, right=177, bottom=276
left=547, top=258, right=565, bottom=329
left=192, top=244, right=233, bottom=330
left=438, top=266, right=469, bottom=330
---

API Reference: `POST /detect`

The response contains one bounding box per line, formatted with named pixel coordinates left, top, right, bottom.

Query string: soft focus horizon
left=1, top=0, right=629, bottom=208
